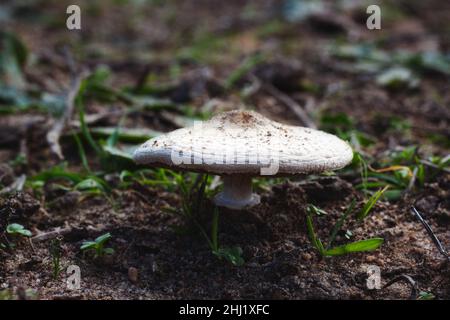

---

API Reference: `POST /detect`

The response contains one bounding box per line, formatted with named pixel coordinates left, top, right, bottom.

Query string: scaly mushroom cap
left=133, top=110, right=353, bottom=176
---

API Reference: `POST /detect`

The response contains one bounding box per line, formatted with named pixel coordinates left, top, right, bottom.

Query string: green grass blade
left=306, top=214, right=325, bottom=255
left=90, top=127, right=161, bottom=144
left=76, top=96, right=102, bottom=156
left=327, top=199, right=356, bottom=249
left=95, top=232, right=111, bottom=244
left=72, top=132, right=90, bottom=172
left=356, top=185, right=389, bottom=221
left=224, top=53, right=265, bottom=89
left=106, top=126, right=120, bottom=147
left=323, top=238, right=384, bottom=256
left=31, top=165, right=85, bottom=184
left=80, top=241, right=96, bottom=250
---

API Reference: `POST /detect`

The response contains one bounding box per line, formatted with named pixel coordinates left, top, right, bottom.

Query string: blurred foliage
left=0, top=32, right=66, bottom=115
left=330, top=42, right=450, bottom=90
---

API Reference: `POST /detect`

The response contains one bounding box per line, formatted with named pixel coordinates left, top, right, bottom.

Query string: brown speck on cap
left=133, top=110, right=353, bottom=176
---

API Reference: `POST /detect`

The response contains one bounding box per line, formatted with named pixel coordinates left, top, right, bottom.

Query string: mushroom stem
left=214, top=175, right=260, bottom=210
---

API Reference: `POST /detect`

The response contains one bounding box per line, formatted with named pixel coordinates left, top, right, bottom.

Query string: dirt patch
left=1, top=174, right=449, bottom=299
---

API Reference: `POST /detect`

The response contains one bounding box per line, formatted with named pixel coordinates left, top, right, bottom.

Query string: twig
left=382, top=274, right=417, bottom=300
left=70, top=110, right=123, bottom=127
left=31, top=226, right=72, bottom=243
left=411, top=206, right=450, bottom=261
left=263, top=83, right=317, bottom=129
left=0, top=174, right=26, bottom=195
left=419, top=159, right=450, bottom=174
left=244, top=74, right=262, bottom=98
left=406, top=166, right=418, bottom=192
left=46, top=48, right=88, bottom=160
left=28, top=237, right=36, bottom=253
left=47, top=70, right=87, bottom=159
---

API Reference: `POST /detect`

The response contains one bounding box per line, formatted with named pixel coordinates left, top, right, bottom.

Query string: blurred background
left=1, top=0, right=449, bottom=153
left=1, top=0, right=449, bottom=216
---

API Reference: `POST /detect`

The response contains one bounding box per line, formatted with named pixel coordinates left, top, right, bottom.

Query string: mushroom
left=133, top=110, right=353, bottom=210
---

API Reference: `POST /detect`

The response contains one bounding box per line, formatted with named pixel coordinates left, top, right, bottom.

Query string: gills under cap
left=133, top=110, right=353, bottom=209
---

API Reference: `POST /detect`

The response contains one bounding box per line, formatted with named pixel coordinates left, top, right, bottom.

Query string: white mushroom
left=133, top=110, right=353, bottom=210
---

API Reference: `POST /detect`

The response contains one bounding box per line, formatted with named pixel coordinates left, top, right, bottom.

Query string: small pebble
left=301, top=252, right=312, bottom=261
left=128, top=267, right=139, bottom=284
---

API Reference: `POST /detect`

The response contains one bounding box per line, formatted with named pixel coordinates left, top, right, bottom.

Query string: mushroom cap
left=133, top=110, right=353, bottom=176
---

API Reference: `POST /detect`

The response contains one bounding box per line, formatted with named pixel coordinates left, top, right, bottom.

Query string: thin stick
left=47, top=71, right=87, bottom=159
left=382, top=274, right=417, bottom=300
left=46, top=48, right=88, bottom=160
left=31, top=227, right=72, bottom=243
left=419, top=159, right=450, bottom=174
left=406, top=166, right=417, bottom=192
left=411, top=206, right=449, bottom=261
left=263, top=83, right=317, bottom=129
left=0, top=174, right=26, bottom=195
